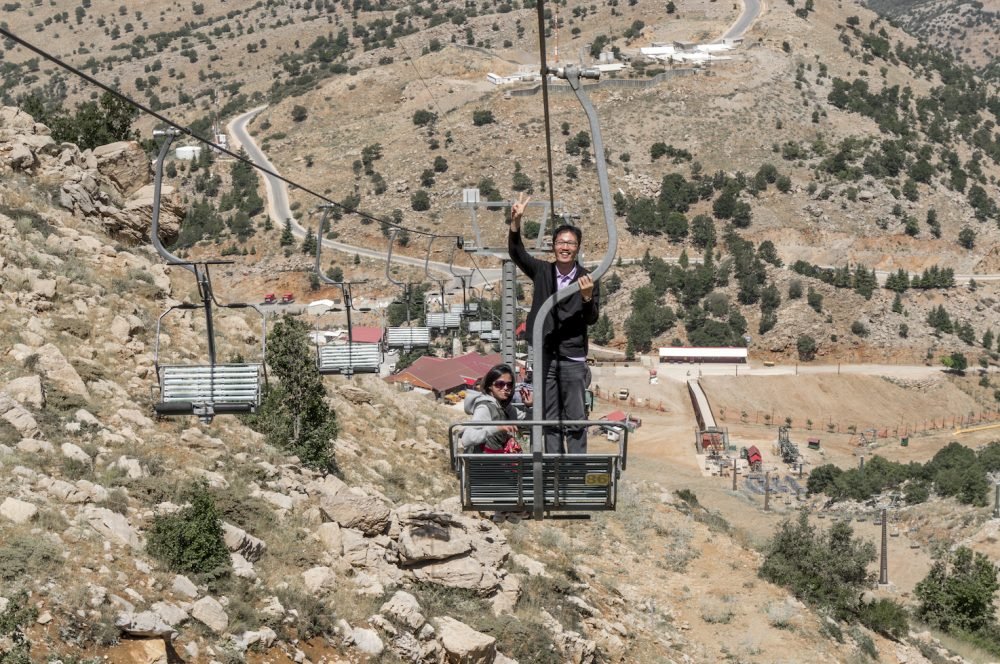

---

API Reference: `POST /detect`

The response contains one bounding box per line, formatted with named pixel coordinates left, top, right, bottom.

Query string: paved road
left=722, top=0, right=761, bottom=40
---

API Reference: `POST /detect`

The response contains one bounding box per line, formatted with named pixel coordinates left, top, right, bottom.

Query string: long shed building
left=659, top=346, right=748, bottom=364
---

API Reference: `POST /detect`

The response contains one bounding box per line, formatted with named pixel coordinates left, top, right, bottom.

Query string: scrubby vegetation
left=807, top=441, right=998, bottom=505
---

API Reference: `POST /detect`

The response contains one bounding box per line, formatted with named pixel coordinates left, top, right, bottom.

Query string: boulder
left=83, top=506, right=142, bottom=549
left=2, top=375, right=44, bottom=408
left=149, top=601, right=189, bottom=628
left=319, top=491, right=391, bottom=535
left=107, top=637, right=168, bottom=664
left=380, top=591, right=426, bottom=631
left=61, top=442, right=92, bottom=465
left=38, top=477, right=89, bottom=503
left=171, top=575, right=198, bottom=599
left=302, top=566, right=337, bottom=594
left=409, top=554, right=503, bottom=594
left=93, top=141, right=149, bottom=197
left=0, top=393, right=40, bottom=438
left=8, top=142, right=36, bottom=170
left=222, top=522, right=267, bottom=562
left=16, top=438, right=53, bottom=454
left=115, top=183, right=183, bottom=245
left=115, top=610, right=177, bottom=638
left=33, top=343, right=90, bottom=399
left=231, top=553, right=257, bottom=580
left=191, top=596, right=228, bottom=633
left=432, top=617, right=496, bottom=664
left=316, top=521, right=343, bottom=555
left=0, top=497, right=37, bottom=524
left=352, top=627, right=385, bottom=657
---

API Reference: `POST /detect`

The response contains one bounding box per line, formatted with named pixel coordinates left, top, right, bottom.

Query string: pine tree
left=983, top=329, right=994, bottom=351
left=301, top=228, right=317, bottom=255
left=280, top=219, right=294, bottom=246
left=891, top=293, right=903, bottom=314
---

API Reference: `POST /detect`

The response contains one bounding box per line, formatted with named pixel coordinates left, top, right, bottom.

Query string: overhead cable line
left=533, top=0, right=558, bottom=219
left=0, top=25, right=459, bottom=242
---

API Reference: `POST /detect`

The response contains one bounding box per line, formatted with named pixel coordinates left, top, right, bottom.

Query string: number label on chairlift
left=585, top=472, right=610, bottom=486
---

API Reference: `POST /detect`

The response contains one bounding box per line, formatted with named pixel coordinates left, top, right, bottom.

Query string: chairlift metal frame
left=149, top=129, right=267, bottom=423
left=313, top=206, right=381, bottom=376
left=453, top=65, right=621, bottom=520
left=384, top=228, right=431, bottom=351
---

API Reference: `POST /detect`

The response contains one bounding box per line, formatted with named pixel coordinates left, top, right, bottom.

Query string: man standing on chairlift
left=508, top=192, right=599, bottom=453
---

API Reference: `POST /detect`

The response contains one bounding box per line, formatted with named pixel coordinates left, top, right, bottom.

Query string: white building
left=175, top=145, right=202, bottom=160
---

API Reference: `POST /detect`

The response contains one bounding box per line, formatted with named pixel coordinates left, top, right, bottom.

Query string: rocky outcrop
left=93, top=141, right=150, bottom=197
left=0, top=107, right=181, bottom=245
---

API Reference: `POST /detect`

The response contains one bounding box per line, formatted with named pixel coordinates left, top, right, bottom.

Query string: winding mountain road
left=228, top=107, right=498, bottom=290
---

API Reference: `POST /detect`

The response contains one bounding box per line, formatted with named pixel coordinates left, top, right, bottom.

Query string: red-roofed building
left=386, top=351, right=502, bottom=397
left=348, top=327, right=384, bottom=344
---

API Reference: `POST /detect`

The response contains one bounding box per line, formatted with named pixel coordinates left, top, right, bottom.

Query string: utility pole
left=879, top=508, right=889, bottom=585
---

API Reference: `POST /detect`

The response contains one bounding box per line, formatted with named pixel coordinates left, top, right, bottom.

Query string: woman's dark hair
left=551, top=224, right=582, bottom=245
left=482, top=363, right=515, bottom=405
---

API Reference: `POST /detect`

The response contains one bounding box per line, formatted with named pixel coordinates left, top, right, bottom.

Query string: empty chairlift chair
left=312, top=207, right=383, bottom=377
left=148, top=129, right=265, bottom=423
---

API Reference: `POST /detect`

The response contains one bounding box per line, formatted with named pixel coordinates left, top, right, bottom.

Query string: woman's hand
left=520, top=386, right=533, bottom=407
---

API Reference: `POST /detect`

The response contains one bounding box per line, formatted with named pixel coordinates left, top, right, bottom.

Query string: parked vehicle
left=617, top=388, right=629, bottom=400
left=280, top=293, right=295, bottom=304
left=263, top=293, right=276, bottom=304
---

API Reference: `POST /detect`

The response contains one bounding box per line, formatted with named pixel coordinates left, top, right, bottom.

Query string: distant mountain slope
left=863, top=0, right=1000, bottom=74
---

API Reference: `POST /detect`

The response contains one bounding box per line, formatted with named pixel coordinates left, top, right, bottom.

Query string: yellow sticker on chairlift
left=585, top=472, right=610, bottom=486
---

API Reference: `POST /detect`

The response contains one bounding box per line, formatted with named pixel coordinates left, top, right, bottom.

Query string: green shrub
left=0, top=590, right=37, bottom=663
left=916, top=546, right=999, bottom=635
left=858, top=598, right=909, bottom=639
left=146, top=482, right=231, bottom=576
left=0, top=534, right=62, bottom=585
left=759, top=512, right=875, bottom=618
left=850, top=625, right=878, bottom=659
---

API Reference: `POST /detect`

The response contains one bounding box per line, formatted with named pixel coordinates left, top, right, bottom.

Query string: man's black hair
left=551, top=224, right=582, bottom=245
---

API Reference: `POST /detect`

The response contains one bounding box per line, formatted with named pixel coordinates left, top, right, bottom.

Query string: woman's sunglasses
left=492, top=380, right=514, bottom=389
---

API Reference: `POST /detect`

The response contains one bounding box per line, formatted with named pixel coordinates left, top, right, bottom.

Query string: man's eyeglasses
left=554, top=240, right=579, bottom=247
left=492, top=380, right=514, bottom=389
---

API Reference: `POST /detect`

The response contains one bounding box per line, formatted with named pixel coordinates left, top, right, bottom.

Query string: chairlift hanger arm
left=151, top=129, right=195, bottom=276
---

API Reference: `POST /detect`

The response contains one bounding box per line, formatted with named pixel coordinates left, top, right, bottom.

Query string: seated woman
left=461, top=363, right=533, bottom=453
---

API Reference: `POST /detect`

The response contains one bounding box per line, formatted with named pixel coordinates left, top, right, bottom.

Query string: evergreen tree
left=983, top=329, right=994, bottom=351
left=590, top=314, right=614, bottom=345
left=301, top=228, right=317, bottom=255
left=280, top=219, right=295, bottom=246
left=247, top=315, right=338, bottom=471
left=891, top=293, right=903, bottom=314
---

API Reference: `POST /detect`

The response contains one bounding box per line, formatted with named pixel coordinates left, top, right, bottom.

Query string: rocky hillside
left=863, top=0, right=1000, bottom=74
left=0, top=108, right=977, bottom=663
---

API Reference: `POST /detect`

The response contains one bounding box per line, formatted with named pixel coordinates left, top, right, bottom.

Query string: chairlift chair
left=149, top=129, right=266, bottom=423
left=384, top=229, right=431, bottom=351
left=313, top=207, right=383, bottom=377
left=450, top=64, right=623, bottom=520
